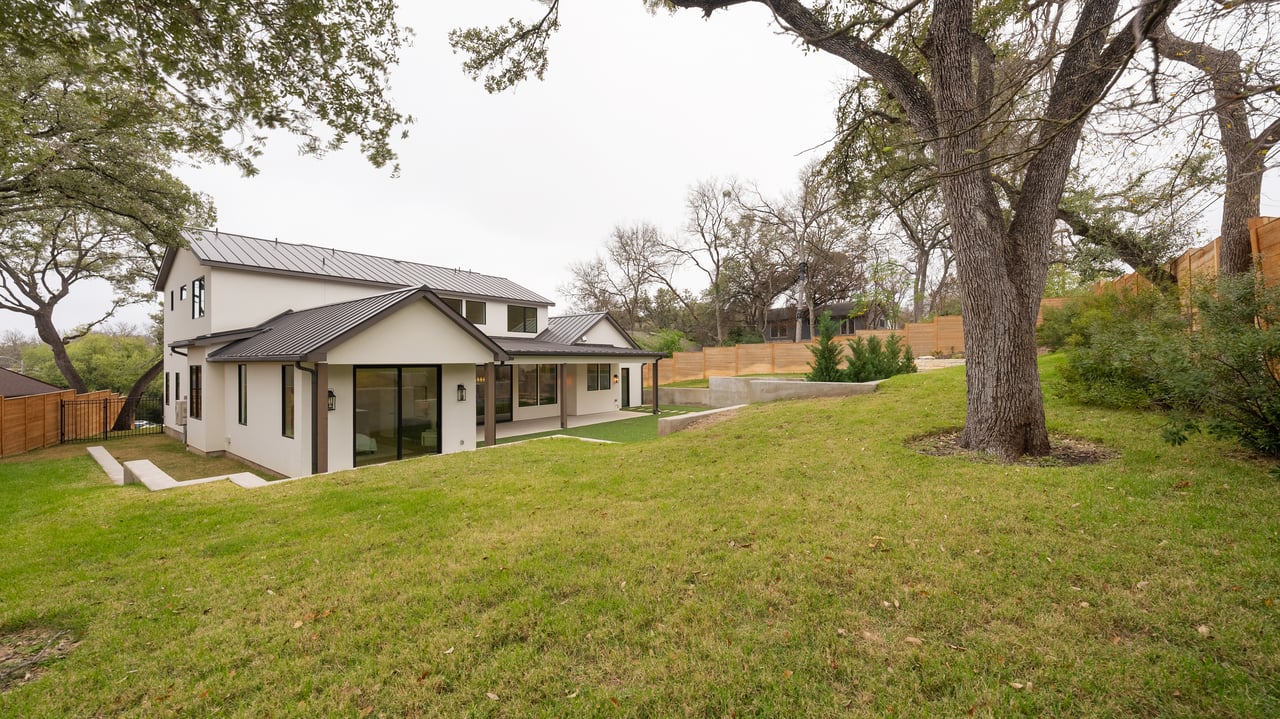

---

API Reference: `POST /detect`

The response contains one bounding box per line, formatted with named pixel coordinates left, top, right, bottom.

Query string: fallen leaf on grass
left=486, top=692, right=499, bottom=701
left=444, top=647, right=454, bottom=655
left=904, top=636, right=923, bottom=646
left=782, top=670, right=793, bottom=679
left=292, top=620, right=303, bottom=629
left=359, top=706, right=373, bottom=717
left=1009, top=682, right=1024, bottom=690
left=1196, top=624, right=1211, bottom=637
left=566, top=689, right=579, bottom=698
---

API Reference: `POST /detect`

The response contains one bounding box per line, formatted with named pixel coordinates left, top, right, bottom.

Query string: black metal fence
left=61, top=393, right=164, bottom=443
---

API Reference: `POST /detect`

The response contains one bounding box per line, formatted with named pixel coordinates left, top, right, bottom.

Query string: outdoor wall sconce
left=327, top=389, right=336, bottom=411
left=457, top=384, right=467, bottom=402
left=612, top=373, right=620, bottom=385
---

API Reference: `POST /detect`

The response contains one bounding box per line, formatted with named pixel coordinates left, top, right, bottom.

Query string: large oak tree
left=455, top=0, right=1178, bottom=459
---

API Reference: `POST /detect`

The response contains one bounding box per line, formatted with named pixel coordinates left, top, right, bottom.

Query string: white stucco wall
left=222, top=362, right=311, bottom=477
left=467, top=301, right=550, bottom=339
left=440, top=364, right=477, bottom=454
left=582, top=322, right=632, bottom=347
left=621, top=362, right=645, bottom=408
left=326, top=365, right=355, bottom=473
left=210, top=267, right=388, bottom=333
left=160, top=250, right=212, bottom=346
left=324, top=299, right=498, bottom=366
left=567, top=363, right=620, bottom=415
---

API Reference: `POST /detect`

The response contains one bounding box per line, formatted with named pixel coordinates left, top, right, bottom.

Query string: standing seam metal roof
left=182, top=228, right=553, bottom=306
left=537, top=313, right=608, bottom=345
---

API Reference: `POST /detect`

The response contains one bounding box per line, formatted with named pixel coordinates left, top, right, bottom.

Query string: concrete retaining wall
left=658, top=405, right=747, bottom=437
left=659, top=377, right=879, bottom=409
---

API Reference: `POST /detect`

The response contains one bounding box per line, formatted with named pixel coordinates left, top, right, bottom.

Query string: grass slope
left=1, top=358, right=1277, bottom=718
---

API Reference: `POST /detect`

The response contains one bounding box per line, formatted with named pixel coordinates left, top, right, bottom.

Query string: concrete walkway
left=87, top=446, right=285, bottom=492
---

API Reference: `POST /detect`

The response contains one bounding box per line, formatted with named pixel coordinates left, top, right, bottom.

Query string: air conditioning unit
left=174, top=400, right=188, bottom=426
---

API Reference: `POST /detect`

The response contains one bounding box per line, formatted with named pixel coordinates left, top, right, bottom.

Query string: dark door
left=476, top=365, right=513, bottom=424
left=621, top=367, right=631, bottom=407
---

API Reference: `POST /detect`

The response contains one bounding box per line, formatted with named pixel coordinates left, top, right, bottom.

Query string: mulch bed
left=906, top=429, right=1116, bottom=466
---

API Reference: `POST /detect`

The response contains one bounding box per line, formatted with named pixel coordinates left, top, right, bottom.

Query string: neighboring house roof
left=203, top=287, right=510, bottom=363
left=156, top=228, right=553, bottom=306
left=538, top=312, right=642, bottom=349
left=766, top=301, right=872, bottom=321
left=495, top=338, right=662, bottom=358
left=0, top=367, right=62, bottom=397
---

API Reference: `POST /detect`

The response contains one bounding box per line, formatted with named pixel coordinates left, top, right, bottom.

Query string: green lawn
left=662, top=372, right=807, bottom=389
left=1, top=357, right=1277, bottom=717
left=494, top=406, right=708, bottom=445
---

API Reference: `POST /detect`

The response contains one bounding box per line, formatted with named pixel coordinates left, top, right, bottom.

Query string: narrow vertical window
left=164, top=372, right=170, bottom=405
left=189, top=366, right=202, bottom=420
left=191, top=277, right=205, bottom=318
left=282, top=365, right=295, bottom=438
left=237, top=364, right=248, bottom=425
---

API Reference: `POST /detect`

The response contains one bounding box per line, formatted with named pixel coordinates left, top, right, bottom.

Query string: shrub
left=806, top=311, right=845, bottom=382
left=1163, top=273, right=1280, bottom=457
left=1055, top=288, right=1192, bottom=409
left=845, top=333, right=917, bottom=382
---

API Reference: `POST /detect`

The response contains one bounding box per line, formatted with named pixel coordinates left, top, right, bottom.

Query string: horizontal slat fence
left=0, top=389, right=126, bottom=458
left=650, top=217, right=1280, bottom=386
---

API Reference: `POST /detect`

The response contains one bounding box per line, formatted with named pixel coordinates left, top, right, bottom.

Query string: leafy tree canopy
left=0, top=0, right=412, bottom=174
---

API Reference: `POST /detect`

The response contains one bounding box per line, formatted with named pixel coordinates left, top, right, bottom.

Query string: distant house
left=156, top=229, right=661, bottom=478
left=0, top=367, right=61, bottom=398
left=764, top=301, right=892, bottom=342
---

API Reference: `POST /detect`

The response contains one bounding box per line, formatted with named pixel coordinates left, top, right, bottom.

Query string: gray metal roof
left=166, top=228, right=553, bottom=306
left=538, top=312, right=642, bottom=349
left=495, top=338, right=662, bottom=359
left=538, top=313, right=607, bottom=345
left=205, top=288, right=509, bottom=363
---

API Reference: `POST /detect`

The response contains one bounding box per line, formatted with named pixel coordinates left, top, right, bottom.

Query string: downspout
left=295, top=362, right=318, bottom=475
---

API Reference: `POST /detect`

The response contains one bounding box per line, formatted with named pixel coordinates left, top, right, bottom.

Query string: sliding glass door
left=354, top=366, right=439, bottom=467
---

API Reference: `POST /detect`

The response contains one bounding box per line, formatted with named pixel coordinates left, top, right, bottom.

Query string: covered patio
left=476, top=409, right=640, bottom=444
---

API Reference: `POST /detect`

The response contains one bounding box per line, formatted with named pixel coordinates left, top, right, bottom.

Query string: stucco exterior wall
left=324, top=300, right=497, bottom=366
left=440, top=364, right=477, bottom=454
left=568, top=363, right=620, bottom=415
left=223, top=362, right=310, bottom=477
left=160, top=250, right=212, bottom=343
left=582, top=322, right=631, bottom=347
left=210, top=267, right=386, bottom=333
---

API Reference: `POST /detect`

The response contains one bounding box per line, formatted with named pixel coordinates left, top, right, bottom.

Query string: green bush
left=845, top=333, right=917, bottom=382
left=806, top=311, right=845, bottom=382
left=1163, top=273, right=1280, bottom=456
left=1054, top=288, right=1192, bottom=409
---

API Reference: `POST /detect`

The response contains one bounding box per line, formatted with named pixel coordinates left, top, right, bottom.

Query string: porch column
left=652, top=360, right=660, bottom=415
left=559, top=363, right=568, bottom=429
left=315, top=363, right=329, bottom=474
left=484, top=362, right=496, bottom=447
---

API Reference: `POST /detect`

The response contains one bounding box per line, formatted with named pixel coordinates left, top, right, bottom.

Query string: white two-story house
left=156, top=229, right=662, bottom=477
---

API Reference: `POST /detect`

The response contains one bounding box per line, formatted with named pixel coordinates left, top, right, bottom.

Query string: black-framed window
left=443, top=297, right=463, bottom=314
left=189, top=366, right=202, bottom=420
left=353, top=365, right=441, bottom=467
left=169, top=290, right=174, bottom=310
left=465, top=300, right=486, bottom=325
left=164, top=372, right=170, bottom=405
left=282, top=366, right=295, bottom=438
left=507, top=305, right=537, bottom=333
left=587, top=363, right=610, bottom=391
left=174, top=372, right=180, bottom=406
left=518, top=364, right=557, bottom=407
left=191, top=277, right=205, bottom=318
left=237, top=364, right=248, bottom=425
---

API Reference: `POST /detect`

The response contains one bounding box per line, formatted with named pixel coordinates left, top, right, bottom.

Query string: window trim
left=189, top=365, right=202, bottom=420
left=517, top=363, right=558, bottom=407
left=237, top=364, right=248, bottom=425
left=507, top=305, right=537, bottom=333
left=282, top=365, right=295, bottom=438
left=465, top=300, right=487, bottom=325
left=191, top=276, right=205, bottom=319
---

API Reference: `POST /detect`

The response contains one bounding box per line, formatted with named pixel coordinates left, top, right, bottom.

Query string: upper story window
left=507, top=305, right=537, bottom=333
left=465, top=300, right=486, bottom=325
left=180, top=284, right=188, bottom=302
left=443, top=297, right=463, bottom=314
left=191, top=277, right=205, bottom=318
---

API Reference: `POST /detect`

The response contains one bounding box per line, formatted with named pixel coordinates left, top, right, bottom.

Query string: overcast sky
left=2, top=1, right=1276, bottom=337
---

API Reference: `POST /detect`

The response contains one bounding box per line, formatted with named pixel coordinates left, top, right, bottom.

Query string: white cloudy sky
left=2, top=1, right=1276, bottom=336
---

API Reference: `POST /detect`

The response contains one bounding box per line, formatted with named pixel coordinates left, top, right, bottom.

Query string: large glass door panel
left=401, top=367, right=438, bottom=459
left=354, top=367, right=398, bottom=467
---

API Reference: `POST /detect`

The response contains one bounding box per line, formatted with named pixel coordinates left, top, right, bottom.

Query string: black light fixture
left=612, top=373, right=620, bottom=385
left=457, top=383, right=467, bottom=402
left=327, top=389, right=336, bottom=411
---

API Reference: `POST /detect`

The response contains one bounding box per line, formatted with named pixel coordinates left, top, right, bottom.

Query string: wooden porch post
left=484, top=362, right=496, bottom=447
left=559, top=363, right=568, bottom=429
left=652, top=360, right=660, bottom=415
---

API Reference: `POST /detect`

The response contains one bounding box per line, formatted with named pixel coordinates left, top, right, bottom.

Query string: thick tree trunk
left=913, top=248, right=930, bottom=322
left=32, top=309, right=87, bottom=393
left=112, top=356, right=163, bottom=431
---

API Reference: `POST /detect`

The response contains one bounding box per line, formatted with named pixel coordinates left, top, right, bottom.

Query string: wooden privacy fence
left=650, top=216, right=1280, bottom=385
left=654, top=315, right=965, bottom=384
left=0, top=389, right=124, bottom=458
